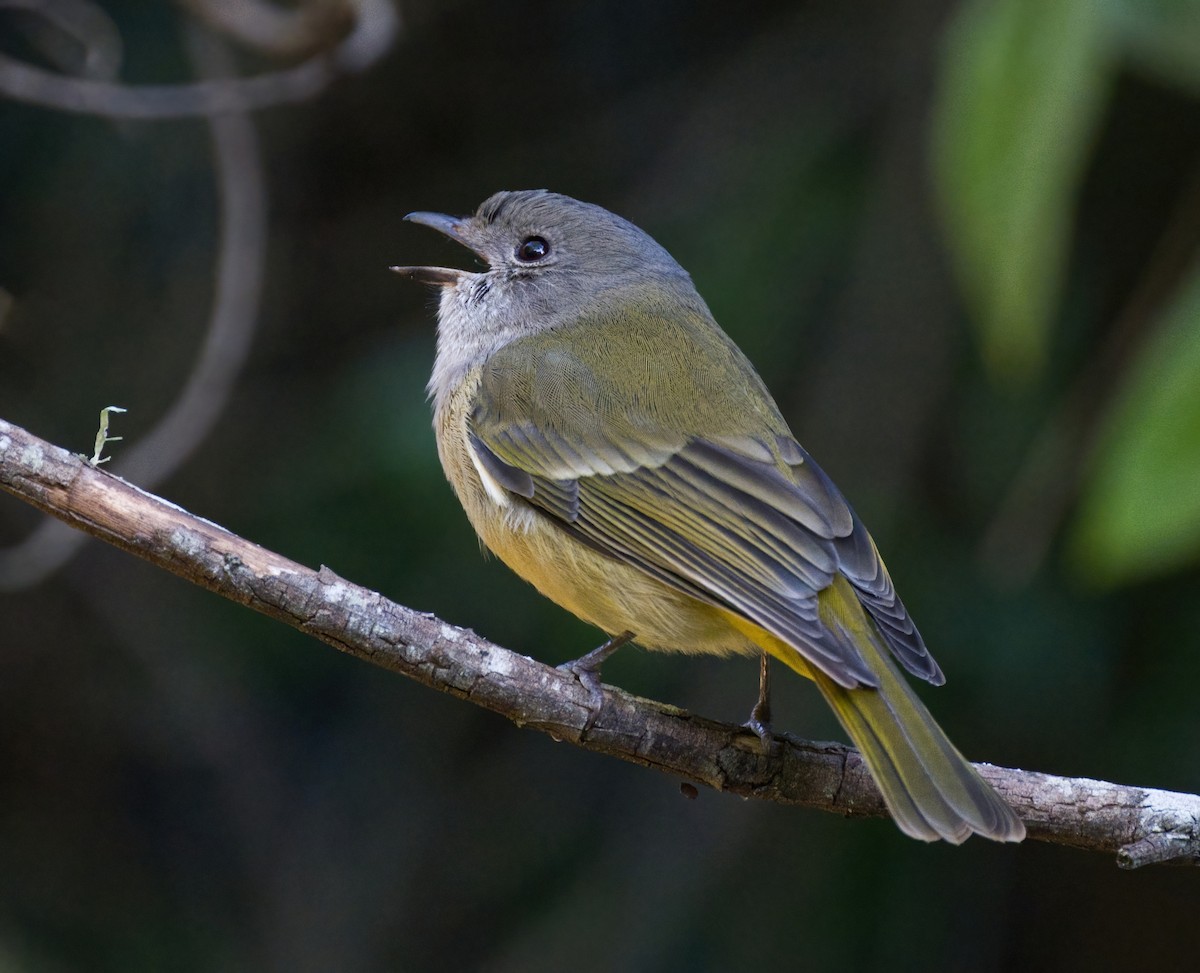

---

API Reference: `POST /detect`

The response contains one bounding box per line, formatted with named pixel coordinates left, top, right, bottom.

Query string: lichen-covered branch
left=1, top=417, right=1197, bottom=868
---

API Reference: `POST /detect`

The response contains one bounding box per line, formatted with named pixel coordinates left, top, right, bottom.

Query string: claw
left=557, top=630, right=634, bottom=733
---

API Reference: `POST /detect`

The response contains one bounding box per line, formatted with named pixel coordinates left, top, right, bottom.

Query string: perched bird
left=393, top=190, right=1025, bottom=844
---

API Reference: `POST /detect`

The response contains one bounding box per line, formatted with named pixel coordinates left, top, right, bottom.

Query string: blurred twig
left=2, top=417, right=1198, bottom=868
left=181, top=0, right=382, bottom=61
left=0, top=0, right=398, bottom=117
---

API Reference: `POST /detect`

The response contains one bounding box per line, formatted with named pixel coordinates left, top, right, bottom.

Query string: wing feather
left=468, top=331, right=939, bottom=688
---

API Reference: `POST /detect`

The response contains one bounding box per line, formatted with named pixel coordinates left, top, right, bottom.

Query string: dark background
left=2, top=1, right=1199, bottom=970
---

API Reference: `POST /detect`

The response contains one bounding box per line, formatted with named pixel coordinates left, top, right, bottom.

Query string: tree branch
left=2, top=417, right=1197, bottom=868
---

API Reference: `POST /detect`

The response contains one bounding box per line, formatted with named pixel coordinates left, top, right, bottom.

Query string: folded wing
left=470, top=345, right=942, bottom=689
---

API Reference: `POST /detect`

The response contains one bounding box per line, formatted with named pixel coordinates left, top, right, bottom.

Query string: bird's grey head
left=393, top=190, right=698, bottom=407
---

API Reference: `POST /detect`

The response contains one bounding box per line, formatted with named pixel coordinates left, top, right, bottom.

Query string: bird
left=392, top=189, right=1025, bottom=844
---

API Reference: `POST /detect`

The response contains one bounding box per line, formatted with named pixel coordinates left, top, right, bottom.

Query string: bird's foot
left=558, top=630, right=634, bottom=733
left=742, top=654, right=775, bottom=755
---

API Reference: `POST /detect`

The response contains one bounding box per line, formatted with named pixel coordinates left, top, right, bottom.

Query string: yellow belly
left=482, top=501, right=759, bottom=658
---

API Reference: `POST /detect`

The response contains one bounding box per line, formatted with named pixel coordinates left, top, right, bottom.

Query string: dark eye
left=516, top=236, right=550, bottom=262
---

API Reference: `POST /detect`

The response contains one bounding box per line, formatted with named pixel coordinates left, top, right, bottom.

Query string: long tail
left=810, top=665, right=1024, bottom=844
left=763, top=578, right=1025, bottom=843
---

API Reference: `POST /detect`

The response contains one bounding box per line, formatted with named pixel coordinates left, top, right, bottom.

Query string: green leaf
left=933, top=0, right=1113, bottom=381
left=1072, top=263, right=1200, bottom=584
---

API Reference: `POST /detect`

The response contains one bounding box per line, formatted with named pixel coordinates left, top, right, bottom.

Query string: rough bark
left=2, top=417, right=1197, bottom=868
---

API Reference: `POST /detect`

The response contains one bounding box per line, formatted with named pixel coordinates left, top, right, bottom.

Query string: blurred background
left=2, top=0, right=1199, bottom=969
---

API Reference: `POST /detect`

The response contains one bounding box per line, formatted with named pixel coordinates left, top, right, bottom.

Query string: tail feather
left=811, top=663, right=1023, bottom=843
left=766, top=576, right=1025, bottom=843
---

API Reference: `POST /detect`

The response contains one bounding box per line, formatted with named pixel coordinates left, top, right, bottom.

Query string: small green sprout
left=90, top=406, right=127, bottom=466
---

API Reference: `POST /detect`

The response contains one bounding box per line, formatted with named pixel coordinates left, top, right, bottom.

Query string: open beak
left=390, top=211, right=485, bottom=285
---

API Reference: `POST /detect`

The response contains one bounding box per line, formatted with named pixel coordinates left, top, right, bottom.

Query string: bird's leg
left=558, top=630, right=635, bottom=732
left=743, top=653, right=774, bottom=754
